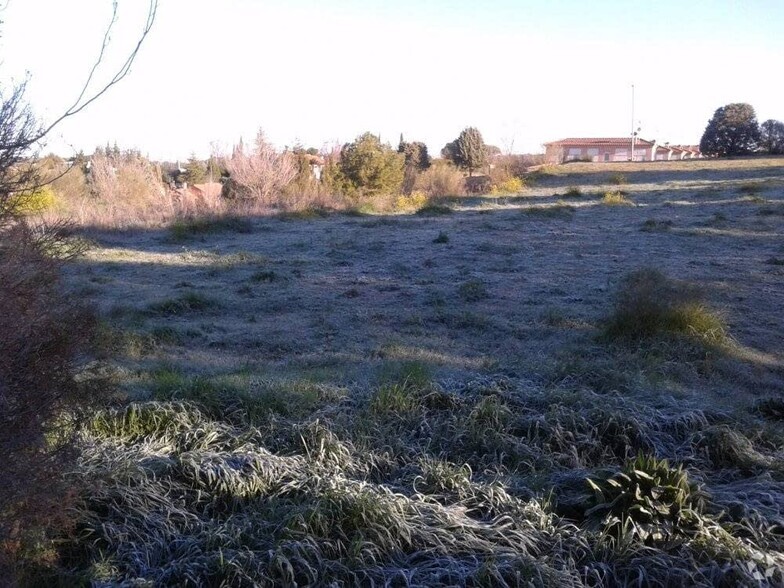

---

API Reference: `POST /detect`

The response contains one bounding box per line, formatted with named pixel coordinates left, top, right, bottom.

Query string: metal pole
left=630, top=84, right=635, bottom=162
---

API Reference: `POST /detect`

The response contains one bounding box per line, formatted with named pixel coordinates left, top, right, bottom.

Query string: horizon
left=1, top=0, right=782, bottom=160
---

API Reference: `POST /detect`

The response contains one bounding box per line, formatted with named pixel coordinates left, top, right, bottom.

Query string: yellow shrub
left=394, top=190, right=429, bottom=212
left=490, top=177, right=525, bottom=195
left=11, top=186, right=57, bottom=214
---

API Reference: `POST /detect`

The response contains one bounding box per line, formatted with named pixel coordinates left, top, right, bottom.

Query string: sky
left=1, top=0, right=783, bottom=160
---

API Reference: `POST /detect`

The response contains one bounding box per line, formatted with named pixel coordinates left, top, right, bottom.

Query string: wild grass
left=51, top=372, right=784, bottom=586
left=146, top=292, right=219, bottom=316
left=602, top=268, right=727, bottom=346
left=168, top=215, right=253, bottom=242
left=523, top=204, right=575, bottom=219
left=601, top=190, right=633, bottom=206
left=640, top=218, right=675, bottom=232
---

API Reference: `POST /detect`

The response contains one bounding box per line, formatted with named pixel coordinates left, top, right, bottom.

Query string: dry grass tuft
left=602, top=268, right=727, bottom=345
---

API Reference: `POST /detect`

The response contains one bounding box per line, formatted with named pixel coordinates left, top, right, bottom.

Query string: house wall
left=546, top=143, right=653, bottom=164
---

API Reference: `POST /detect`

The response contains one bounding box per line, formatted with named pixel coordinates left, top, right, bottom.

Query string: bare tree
left=0, top=2, right=158, bottom=576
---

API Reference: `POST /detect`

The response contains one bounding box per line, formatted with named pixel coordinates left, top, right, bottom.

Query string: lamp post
left=630, top=84, right=636, bottom=162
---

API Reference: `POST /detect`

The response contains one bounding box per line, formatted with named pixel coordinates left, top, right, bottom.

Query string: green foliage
left=397, top=137, right=431, bottom=171
left=760, top=119, right=784, bottom=155
left=183, top=154, right=207, bottom=185
left=603, top=268, right=727, bottom=345
left=699, top=103, right=761, bottom=157
left=442, top=127, right=487, bottom=176
left=583, top=454, right=706, bottom=544
left=338, top=133, right=405, bottom=197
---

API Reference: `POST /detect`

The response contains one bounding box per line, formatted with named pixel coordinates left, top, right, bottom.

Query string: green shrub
left=564, top=186, right=582, bottom=198
left=338, top=133, right=405, bottom=198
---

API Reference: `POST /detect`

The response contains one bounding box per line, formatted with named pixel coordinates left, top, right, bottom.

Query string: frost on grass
left=57, top=369, right=784, bottom=586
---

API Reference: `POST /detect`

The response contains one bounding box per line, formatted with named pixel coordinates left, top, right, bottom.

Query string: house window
left=566, top=147, right=582, bottom=161
left=586, top=148, right=599, bottom=161
left=613, top=148, right=628, bottom=162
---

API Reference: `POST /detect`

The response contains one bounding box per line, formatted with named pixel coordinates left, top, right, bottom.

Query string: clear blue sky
left=1, top=0, right=782, bottom=159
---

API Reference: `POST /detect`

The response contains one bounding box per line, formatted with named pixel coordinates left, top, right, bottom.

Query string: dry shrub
left=0, top=221, right=96, bottom=575
left=221, top=131, right=297, bottom=209
left=414, top=161, right=465, bottom=198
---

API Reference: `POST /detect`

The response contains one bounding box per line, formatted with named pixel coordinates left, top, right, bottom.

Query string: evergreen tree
left=699, top=103, right=760, bottom=157
left=339, top=133, right=404, bottom=197
left=184, top=154, right=207, bottom=185
left=760, top=119, right=784, bottom=155
left=442, top=127, right=487, bottom=176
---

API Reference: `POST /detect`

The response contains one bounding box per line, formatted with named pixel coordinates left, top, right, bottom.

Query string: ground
left=56, top=158, right=784, bottom=586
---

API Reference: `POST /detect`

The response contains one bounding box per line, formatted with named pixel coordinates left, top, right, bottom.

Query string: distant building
left=544, top=138, right=701, bottom=164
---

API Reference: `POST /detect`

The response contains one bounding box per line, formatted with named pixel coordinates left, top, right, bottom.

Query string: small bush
left=9, top=186, right=57, bottom=214
left=640, top=219, right=674, bottom=232
left=602, top=268, right=727, bottom=345
left=394, top=190, right=428, bottom=212
left=458, top=278, right=489, bottom=302
left=564, top=186, right=582, bottom=198
left=490, top=177, right=525, bottom=195
left=601, top=190, right=633, bottom=206
left=250, top=269, right=276, bottom=282
left=524, top=204, right=575, bottom=219
left=432, top=231, right=449, bottom=244
left=413, top=162, right=465, bottom=198
left=608, top=172, right=628, bottom=185
left=737, top=182, right=763, bottom=195
left=168, top=215, right=253, bottom=242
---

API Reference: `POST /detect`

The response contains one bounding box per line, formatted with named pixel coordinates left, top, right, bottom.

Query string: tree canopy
left=699, top=103, right=760, bottom=157
left=442, top=127, right=487, bottom=176
left=338, top=133, right=404, bottom=197
left=760, top=119, right=784, bottom=155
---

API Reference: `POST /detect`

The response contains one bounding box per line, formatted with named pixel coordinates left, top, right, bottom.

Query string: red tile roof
left=545, top=137, right=654, bottom=147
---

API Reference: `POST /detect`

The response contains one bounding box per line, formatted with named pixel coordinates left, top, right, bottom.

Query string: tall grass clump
left=414, top=161, right=465, bottom=199
left=601, top=190, right=633, bottom=206
left=602, top=268, right=727, bottom=345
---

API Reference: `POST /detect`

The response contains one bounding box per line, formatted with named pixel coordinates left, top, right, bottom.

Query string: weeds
left=458, top=278, right=489, bottom=302
left=432, top=231, right=449, bottom=244
left=523, top=204, right=575, bottom=219
left=167, top=215, right=253, bottom=242
left=147, top=292, right=219, bottom=316
left=601, top=190, right=633, bottom=206
left=564, top=186, right=582, bottom=198
left=602, top=268, right=727, bottom=346
left=641, top=219, right=674, bottom=232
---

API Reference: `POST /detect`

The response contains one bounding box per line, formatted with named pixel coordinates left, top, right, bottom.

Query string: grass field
left=46, top=157, right=784, bottom=585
